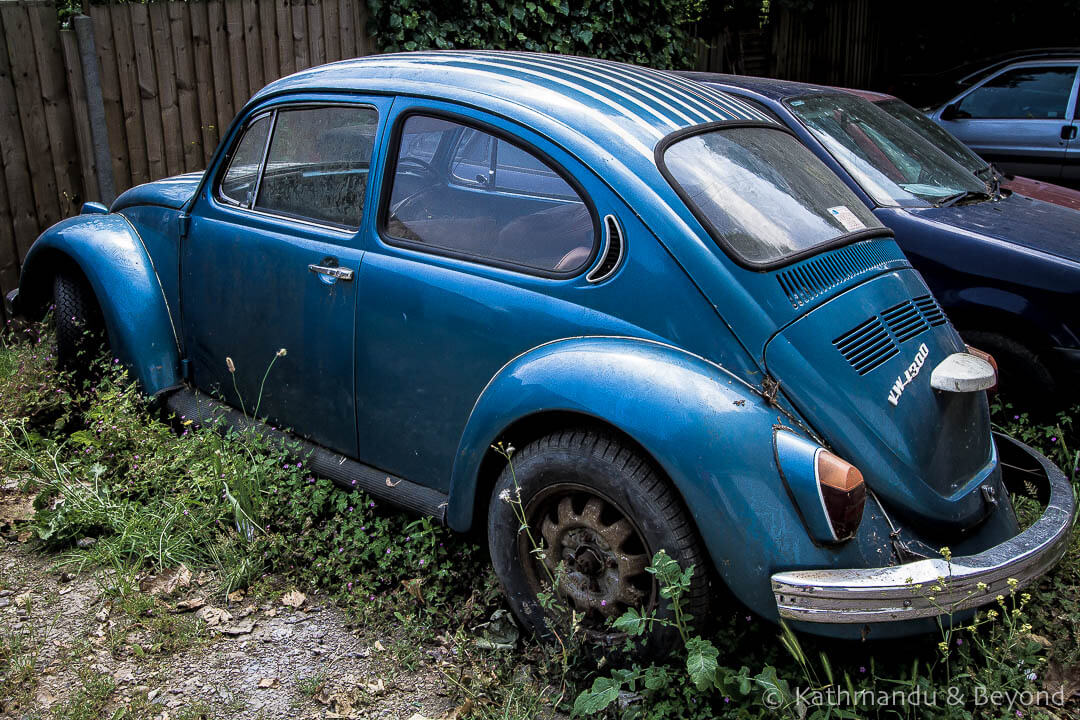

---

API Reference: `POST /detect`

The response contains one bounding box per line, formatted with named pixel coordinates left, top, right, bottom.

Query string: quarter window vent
left=587, top=214, right=624, bottom=283
left=777, top=241, right=897, bottom=307
left=833, top=294, right=950, bottom=375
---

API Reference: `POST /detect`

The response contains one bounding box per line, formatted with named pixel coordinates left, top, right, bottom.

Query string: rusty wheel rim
left=519, top=483, right=655, bottom=636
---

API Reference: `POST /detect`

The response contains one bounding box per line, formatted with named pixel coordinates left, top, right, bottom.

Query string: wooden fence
left=0, top=0, right=374, bottom=324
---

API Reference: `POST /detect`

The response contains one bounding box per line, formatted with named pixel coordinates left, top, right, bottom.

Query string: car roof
left=252, top=51, right=776, bottom=155
left=675, top=71, right=850, bottom=103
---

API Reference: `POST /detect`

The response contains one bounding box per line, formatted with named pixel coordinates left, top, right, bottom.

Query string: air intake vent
left=833, top=294, right=952, bottom=375
left=882, top=300, right=927, bottom=343
left=587, top=215, right=624, bottom=283
left=833, top=317, right=898, bottom=375
left=914, top=294, right=947, bottom=326
left=777, top=241, right=900, bottom=307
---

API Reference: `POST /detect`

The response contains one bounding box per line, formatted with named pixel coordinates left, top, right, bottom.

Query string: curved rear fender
left=446, top=336, right=839, bottom=614
left=18, top=214, right=182, bottom=394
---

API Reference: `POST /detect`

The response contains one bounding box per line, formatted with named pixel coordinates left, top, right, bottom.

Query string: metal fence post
left=72, top=13, right=115, bottom=205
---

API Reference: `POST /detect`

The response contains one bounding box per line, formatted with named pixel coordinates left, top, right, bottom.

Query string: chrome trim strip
left=771, top=434, right=1075, bottom=624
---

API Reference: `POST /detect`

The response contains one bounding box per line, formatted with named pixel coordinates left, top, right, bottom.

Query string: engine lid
left=765, top=268, right=998, bottom=529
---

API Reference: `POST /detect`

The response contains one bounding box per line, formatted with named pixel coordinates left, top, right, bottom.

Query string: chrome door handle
left=308, top=264, right=354, bottom=281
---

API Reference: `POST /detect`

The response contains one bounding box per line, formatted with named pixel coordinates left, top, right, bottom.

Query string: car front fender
left=18, top=213, right=182, bottom=394
left=445, top=335, right=896, bottom=616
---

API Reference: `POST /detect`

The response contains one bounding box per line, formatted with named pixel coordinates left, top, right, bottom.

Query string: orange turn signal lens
left=816, top=451, right=865, bottom=541
left=965, top=344, right=999, bottom=391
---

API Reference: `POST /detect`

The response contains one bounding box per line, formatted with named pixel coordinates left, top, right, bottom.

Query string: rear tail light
left=965, top=345, right=998, bottom=392
left=816, top=450, right=866, bottom=541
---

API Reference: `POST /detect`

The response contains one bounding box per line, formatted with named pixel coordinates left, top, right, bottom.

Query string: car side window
left=957, top=66, right=1078, bottom=120
left=220, top=114, right=271, bottom=207
left=252, top=106, right=379, bottom=230
left=385, top=115, right=595, bottom=274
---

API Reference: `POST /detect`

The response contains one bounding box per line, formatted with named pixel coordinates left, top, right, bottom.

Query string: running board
left=163, top=389, right=449, bottom=524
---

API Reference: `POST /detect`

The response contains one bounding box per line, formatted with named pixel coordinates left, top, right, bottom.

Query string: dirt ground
left=0, top=482, right=489, bottom=720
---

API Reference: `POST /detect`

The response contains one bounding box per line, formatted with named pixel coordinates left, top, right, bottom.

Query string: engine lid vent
left=833, top=294, right=951, bottom=375
left=777, top=240, right=903, bottom=307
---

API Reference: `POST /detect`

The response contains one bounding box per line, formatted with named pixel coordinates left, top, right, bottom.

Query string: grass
left=1, top=322, right=1078, bottom=719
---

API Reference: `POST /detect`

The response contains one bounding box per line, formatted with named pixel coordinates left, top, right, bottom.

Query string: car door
left=1063, top=73, right=1080, bottom=182
left=181, top=98, right=390, bottom=457
left=939, top=63, right=1079, bottom=180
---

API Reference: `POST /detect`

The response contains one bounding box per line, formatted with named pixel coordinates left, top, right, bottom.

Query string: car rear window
left=384, top=115, right=595, bottom=274
left=661, top=126, right=883, bottom=266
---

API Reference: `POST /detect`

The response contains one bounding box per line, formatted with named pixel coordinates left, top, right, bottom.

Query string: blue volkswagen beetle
left=6, top=52, right=1073, bottom=652
left=683, top=72, right=1080, bottom=403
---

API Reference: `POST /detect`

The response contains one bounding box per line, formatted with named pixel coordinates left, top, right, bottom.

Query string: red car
left=846, top=89, right=1080, bottom=212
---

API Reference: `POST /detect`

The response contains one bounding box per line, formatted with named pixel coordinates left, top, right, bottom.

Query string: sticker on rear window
left=828, top=206, right=866, bottom=233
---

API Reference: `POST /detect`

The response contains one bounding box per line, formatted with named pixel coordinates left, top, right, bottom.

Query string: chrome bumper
left=772, top=433, right=1075, bottom=624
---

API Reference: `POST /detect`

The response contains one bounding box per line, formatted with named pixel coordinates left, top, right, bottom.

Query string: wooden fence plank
left=111, top=5, right=149, bottom=185
left=0, top=161, right=17, bottom=298
left=322, top=0, right=339, bottom=62
left=0, top=6, right=32, bottom=286
left=225, top=0, right=249, bottom=111
left=206, top=0, right=234, bottom=138
left=291, top=0, right=308, bottom=71
left=338, top=0, right=354, bottom=60
left=307, top=0, right=324, bottom=67
left=2, top=2, right=60, bottom=234
left=59, top=29, right=99, bottom=203
left=354, top=0, right=372, bottom=57
left=275, top=0, right=294, bottom=76
left=28, top=4, right=81, bottom=217
left=258, top=0, right=278, bottom=81
left=90, top=6, right=131, bottom=192
left=241, top=0, right=262, bottom=97
left=130, top=3, right=166, bottom=180
left=148, top=3, right=182, bottom=177
left=167, top=2, right=203, bottom=172
left=190, top=1, right=221, bottom=165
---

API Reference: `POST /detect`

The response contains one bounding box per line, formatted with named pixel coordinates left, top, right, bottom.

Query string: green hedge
left=365, top=0, right=707, bottom=69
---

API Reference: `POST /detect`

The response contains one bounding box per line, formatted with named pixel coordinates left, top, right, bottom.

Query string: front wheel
left=487, top=429, right=709, bottom=658
left=53, top=271, right=105, bottom=379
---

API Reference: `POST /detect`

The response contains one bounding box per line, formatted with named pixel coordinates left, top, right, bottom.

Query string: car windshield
left=662, top=126, right=884, bottom=266
left=875, top=98, right=989, bottom=175
left=786, top=94, right=988, bottom=207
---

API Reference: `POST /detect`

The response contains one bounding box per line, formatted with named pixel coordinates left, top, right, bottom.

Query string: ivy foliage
left=365, top=0, right=707, bottom=70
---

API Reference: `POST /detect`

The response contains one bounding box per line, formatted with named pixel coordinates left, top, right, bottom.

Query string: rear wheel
left=53, top=271, right=106, bottom=379
left=960, top=330, right=1057, bottom=409
left=487, top=429, right=709, bottom=658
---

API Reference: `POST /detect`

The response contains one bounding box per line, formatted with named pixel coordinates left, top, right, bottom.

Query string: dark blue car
left=685, top=73, right=1080, bottom=401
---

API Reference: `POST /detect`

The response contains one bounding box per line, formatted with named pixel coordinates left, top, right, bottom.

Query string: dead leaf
left=280, top=590, right=306, bottom=608
left=406, top=715, right=436, bottom=720
left=442, top=699, right=474, bottom=720
left=401, top=578, right=424, bottom=604
left=195, top=606, right=232, bottom=627
left=373, top=640, right=385, bottom=652
left=257, top=678, right=278, bottom=689
left=138, top=565, right=192, bottom=597
left=1044, top=661, right=1080, bottom=700
left=172, top=597, right=206, bottom=613
left=363, top=678, right=385, bottom=695
left=227, top=589, right=245, bottom=603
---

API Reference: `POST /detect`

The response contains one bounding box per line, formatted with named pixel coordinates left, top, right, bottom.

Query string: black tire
left=488, top=429, right=709, bottom=659
left=53, top=271, right=105, bottom=377
left=960, top=330, right=1058, bottom=408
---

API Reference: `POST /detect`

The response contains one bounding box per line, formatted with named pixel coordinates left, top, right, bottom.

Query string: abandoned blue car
left=7, top=52, right=1073, bottom=652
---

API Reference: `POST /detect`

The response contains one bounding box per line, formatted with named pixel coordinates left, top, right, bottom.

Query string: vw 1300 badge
left=888, top=343, right=929, bottom=407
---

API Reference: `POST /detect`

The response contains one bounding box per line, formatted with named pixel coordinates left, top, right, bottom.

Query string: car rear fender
left=18, top=214, right=182, bottom=394
left=444, top=335, right=863, bottom=612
